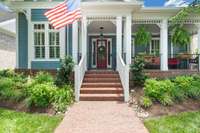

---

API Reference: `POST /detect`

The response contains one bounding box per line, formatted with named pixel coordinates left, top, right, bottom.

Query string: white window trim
left=31, top=22, right=65, bottom=62
left=149, top=37, right=160, bottom=55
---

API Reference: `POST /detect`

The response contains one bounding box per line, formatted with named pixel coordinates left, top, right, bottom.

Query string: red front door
left=97, top=39, right=107, bottom=69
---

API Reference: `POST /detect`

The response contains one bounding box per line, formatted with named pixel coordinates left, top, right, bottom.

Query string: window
left=34, top=24, right=45, bottom=59
left=33, top=23, right=60, bottom=59
left=150, top=39, right=160, bottom=55
left=49, top=25, right=60, bottom=58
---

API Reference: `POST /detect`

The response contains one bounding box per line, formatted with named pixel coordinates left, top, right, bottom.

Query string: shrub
left=130, top=55, right=147, bottom=86
left=55, top=56, right=74, bottom=87
left=159, top=94, right=173, bottom=106
left=173, top=76, right=194, bottom=98
left=33, top=72, right=54, bottom=84
left=0, top=77, right=26, bottom=102
left=188, top=81, right=200, bottom=99
left=52, top=85, right=74, bottom=112
left=144, top=79, right=174, bottom=106
left=26, top=83, right=56, bottom=108
left=139, top=96, right=152, bottom=108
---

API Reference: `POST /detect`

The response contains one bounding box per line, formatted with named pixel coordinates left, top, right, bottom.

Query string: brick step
left=83, top=78, right=120, bottom=83
left=81, top=82, right=122, bottom=88
left=80, top=87, right=123, bottom=94
left=84, top=74, right=119, bottom=78
left=80, top=94, right=124, bottom=101
left=86, top=71, right=118, bottom=74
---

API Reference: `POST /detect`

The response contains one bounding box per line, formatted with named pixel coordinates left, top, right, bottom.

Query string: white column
left=160, top=19, right=168, bottom=71
left=125, top=15, right=132, bottom=65
left=197, top=25, right=200, bottom=70
left=116, top=16, right=122, bottom=70
left=81, top=16, right=87, bottom=58
left=72, top=21, right=78, bottom=64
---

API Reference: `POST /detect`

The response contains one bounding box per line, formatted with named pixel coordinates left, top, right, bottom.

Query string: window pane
left=49, top=46, right=55, bottom=58
left=56, top=47, right=60, bottom=58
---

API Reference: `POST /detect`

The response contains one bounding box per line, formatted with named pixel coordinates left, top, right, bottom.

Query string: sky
left=144, top=0, right=194, bottom=7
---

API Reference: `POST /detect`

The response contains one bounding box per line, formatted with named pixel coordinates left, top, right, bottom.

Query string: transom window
left=33, top=23, right=60, bottom=59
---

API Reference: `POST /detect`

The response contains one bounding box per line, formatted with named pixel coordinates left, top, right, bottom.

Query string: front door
left=97, top=39, right=107, bottom=69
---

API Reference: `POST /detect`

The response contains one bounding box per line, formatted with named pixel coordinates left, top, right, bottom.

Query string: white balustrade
left=74, top=55, right=87, bottom=102
left=117, top=54, right=129, bottom=102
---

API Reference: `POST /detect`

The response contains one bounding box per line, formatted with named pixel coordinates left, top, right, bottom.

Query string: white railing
left=74, top=55, right=87, bottom=101
left=117, top=54, right=129, bottom=102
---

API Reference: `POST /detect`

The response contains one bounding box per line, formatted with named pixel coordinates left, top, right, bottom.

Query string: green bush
left=173, top=76, right=194, bottom=94
left=52, top=85, right=74, bottom=112
left=130, top=55, right=147, bottom=86
left=144, top=79, right=174, bottom=106
left=26, top=83, right=56, bottom=108
left=159, top=94, right=173, bottom=106
left=33, top=72, right=54, bottom=84
left=55, top=56, right=74, bottom=87
left=139, top=96, right=152, bottom=108
left=188, top=81, right=200, bottom=99
left=0, top=77, right=26, bottom=102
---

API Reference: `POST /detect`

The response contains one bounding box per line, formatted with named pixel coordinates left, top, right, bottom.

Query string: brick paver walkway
left=55, top=101, right=149, bottom=133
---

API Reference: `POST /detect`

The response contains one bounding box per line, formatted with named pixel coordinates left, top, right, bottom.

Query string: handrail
left=117, top=54, right=129, bottom=102
left=74, top=55, right=86, bottom=101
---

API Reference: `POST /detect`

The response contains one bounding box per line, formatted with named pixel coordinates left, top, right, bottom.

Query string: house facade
left=5, top=0, right=200, bottom=101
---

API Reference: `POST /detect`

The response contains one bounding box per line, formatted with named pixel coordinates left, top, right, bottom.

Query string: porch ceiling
left=88, top=21, right=116, bottom=34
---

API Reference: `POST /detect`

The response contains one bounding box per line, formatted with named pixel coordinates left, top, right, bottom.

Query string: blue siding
left=31, top=61, right=60, bottom=70
left=68, top=24, right=73, bottom=56
left=18, top=13, right=28, bottom=69
left=31, top=9, right=48, bottom=21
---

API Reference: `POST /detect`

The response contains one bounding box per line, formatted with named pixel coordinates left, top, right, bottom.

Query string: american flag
left=44, top=0, right=82, bottom=30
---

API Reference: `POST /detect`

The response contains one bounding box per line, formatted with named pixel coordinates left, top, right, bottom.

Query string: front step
left=80, top=94, right=124, bottom=101
left=83, top=78, right=120, bottom=83
left=80, top=70, right=124, bottom=101
left=81, top=87, right=123, bottom=94
left=82, top=83, right=122, bottom=88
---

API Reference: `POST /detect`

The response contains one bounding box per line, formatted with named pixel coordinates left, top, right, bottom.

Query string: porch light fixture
left=100, top=27, right=104, bottom=40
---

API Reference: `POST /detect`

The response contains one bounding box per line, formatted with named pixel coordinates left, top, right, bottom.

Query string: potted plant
left=135, top=25, right=152, bottom=53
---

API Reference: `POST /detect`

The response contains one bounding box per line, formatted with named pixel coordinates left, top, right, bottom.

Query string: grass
left=144, top=111, right=200, bottom=133
left=0, top=108, right=63, bottom=133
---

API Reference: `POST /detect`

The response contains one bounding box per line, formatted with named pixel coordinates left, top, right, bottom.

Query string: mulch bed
left=0, top=100, right=56, bottom=115
left=131, top=86, right=200, bottom=118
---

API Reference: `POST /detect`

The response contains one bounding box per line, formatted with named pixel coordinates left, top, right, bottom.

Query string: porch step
left=80, top=70, right=124, bottom=101
left=83, top=78, right=121, bottom=83
left=86, top=70, right=118, bottom=74
left=81, top=83, right=122, bottom=88
left=80, top=94, right=124, bottom=101
left=80, top=87, right=123, bottom=94
left=84, top=74, right=119, bottom=78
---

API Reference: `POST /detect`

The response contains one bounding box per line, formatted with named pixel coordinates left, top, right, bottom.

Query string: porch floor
left=55, top=101, right=148, bottom=133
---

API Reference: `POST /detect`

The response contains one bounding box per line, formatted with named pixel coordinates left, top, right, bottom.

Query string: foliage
left=144, top=79, right=174, bottom=106
left=170, top=3, right=200, bottom=25
left=139, top=96, right=152, bottom=108
left=144, top=111, right=200, bottom=133
left=0, top=108, right=63, bottom=133
left=33, top=72, right=54, bottom=84
left=135, top=25, right=152, bottom=46
left=26, top=83, right=56, bottom=108
left=55, top=56, right=74, bottom=87
left=0, top=70, right=27, bottom=102
left=52, top=85, right=74, bottom=112
left=171, top=25, right=190, bottom=46
left=130, top=55, right=147, bottom=86
left=173, top=76, right=194, bottom=97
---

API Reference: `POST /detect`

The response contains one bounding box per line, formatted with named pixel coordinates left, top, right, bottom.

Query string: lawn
left=0, top=108, right=63, bottom=133
left=144, top=111, right=200, bottom=133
